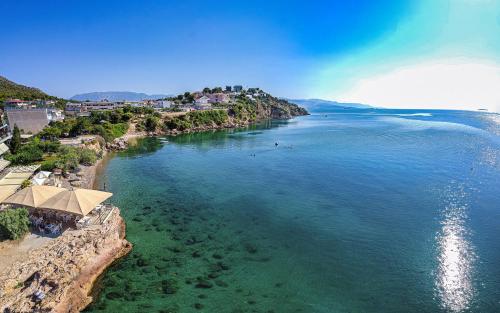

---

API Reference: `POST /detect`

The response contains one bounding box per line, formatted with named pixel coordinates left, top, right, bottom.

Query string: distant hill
left=71, top=91, right=170, bottom=102
left=0, top=76, right=55, bottom=101
left=288, top=99, right=372, bottom=112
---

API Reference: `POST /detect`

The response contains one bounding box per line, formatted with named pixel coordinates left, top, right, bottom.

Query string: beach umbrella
left=2, top=185, right=66, bottom=208
left=38, top=188, right=113, bottom=217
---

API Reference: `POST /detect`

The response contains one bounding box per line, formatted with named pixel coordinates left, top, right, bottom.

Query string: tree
left=144, top=115, right=160, bottom=132
left=211, top=87, right=223, bottom=93
left=0, top=208, right=30, bottom=241
left=79, top=148, right=98, bottom=165
left=203, top=87, right=211, bottom=94
left=10, top=124, right=21, bottom=154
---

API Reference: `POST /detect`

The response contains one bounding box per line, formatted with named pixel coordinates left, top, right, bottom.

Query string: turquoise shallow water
left=85, top=109, right=500, bottom=313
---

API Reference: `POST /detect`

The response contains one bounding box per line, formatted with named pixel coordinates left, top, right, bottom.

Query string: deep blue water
left=87, top=109, right=500, bottom=313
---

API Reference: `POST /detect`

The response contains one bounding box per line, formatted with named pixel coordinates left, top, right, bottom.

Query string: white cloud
left=337, top=59, right=500, bottom=112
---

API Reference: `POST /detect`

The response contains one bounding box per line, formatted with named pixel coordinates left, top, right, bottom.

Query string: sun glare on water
left=435, top=184, right=476, bottom=312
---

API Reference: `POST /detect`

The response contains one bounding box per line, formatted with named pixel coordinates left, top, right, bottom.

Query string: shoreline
left=0, top=208, right=132, bottom=312
left=0, top=115, right=306, bottom=312
left=0, top=136, right=134, bottom=312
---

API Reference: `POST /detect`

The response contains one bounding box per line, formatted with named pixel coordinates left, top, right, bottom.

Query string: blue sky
left=1, top=1, right=499, bottom=111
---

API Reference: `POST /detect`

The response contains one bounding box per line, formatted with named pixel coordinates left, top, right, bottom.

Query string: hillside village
left=1, top=85, right=272, bottom=135
left=0, top=76, right=307, bottom=213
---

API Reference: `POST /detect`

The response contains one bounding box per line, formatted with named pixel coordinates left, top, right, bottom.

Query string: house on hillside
left=47, top=108, right=64, bottom=122
left=4, top=99, right=30, bottom=107
left=209, top=93, right=229, bottom=104
left=194, top=95, right=210, bottom=105
left=194, top=96, right=211, bottom=110
left=153, top=100, right=172, bottom=109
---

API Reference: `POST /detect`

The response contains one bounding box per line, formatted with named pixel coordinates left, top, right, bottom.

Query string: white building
left=195, top=96, right=210, bottom=105
left=153, top=100, right=172, bottom=109
left=209, top=93, right=229, bottom=104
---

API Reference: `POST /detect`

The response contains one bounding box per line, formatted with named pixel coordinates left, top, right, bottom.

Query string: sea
left=84, top=108, right=500, bottom=313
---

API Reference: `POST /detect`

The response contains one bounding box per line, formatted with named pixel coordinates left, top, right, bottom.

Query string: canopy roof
left=39, top=188, right=113, bottom=216
left=0, top=171, right=36, bottom=202
left=0, top=143, right=10, bottom=155
left=3, top=185, right=66, bottom=208
left=0, top=185, right=19, bottom=203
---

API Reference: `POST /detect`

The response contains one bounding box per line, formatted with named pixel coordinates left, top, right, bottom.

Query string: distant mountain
left=71, top=91, right=170, bottom=102
left=288, top=99, right=372, bottom=112
left=0, top=76, right=55, bottom=101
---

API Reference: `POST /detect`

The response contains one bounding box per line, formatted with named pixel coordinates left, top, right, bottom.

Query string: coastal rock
left=0, top=209, right=132, bottom=313
left=105, top=137, right=128, bottom=151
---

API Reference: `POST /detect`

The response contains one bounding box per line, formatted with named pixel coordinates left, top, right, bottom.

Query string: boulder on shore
left=106, top=138, right=128, bottom=151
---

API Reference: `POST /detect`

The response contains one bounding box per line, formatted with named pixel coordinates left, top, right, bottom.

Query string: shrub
left=164, top=117, right=192, bottom=131
left=79, top=148, right=98, bottom=166
left=40, top=158, right=57, bottom=171
left=5, top=144, right=44, bottom=165
left=21, top=179, right=31, bottom=189
left=144, top=115, right=160, bottom=132
left=55, top=146, right=80, bottom=172
left=163, top=110, right=228, bottom=131
left=0, top=208, right=30, bottom=241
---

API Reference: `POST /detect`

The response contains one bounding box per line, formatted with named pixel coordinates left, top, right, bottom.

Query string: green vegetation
left=230, top=95, right=258, bottom=121
left=144, top=115, right=161, bottom=132
left=164, top=110, right=229, bottom=131
left=0, top=76, right=55, bottom=101
left=5, top=130, right=99, bottom=173
left=5, top=143, right=44, bottom=165
left=21, top=179, right=31, bottom=189
left=0, top=208, right=30, bottom=241
left=10, top=124, right=21, bottom=154
left=39, top=109, right=131, bottom=143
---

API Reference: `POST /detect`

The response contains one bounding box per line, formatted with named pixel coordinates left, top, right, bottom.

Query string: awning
left=0, top=143, right=9, bottom=155
left=0, top=166, right=41, bottom=202
left=0, top=159, right=10, bottom=172
left=0, top=185, right=19, bottom=203
left=39, top=188, right=113, bottom=216
left=3, top=185, right=66, bottom=208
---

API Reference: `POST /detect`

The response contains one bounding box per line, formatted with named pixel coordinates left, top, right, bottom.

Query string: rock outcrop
left=0, top=209, right=131, bottom=313
left=105, top=137, right=128, bottom=151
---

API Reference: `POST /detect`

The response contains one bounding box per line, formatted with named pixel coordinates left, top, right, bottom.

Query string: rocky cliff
left=250, top=95, right=309, bottom=120
left=0, top=209, right=131, bottom=313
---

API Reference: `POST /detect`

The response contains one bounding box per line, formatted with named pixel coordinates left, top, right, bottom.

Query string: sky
left=1, top=0, right=499, bottom=111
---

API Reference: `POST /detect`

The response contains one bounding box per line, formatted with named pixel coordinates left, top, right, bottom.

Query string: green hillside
left=0, top=76, right=55, bottom=101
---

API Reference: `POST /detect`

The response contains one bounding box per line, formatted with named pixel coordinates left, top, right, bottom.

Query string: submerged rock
left=244, top=243, right=258, bottom=254
left=192, top=251, right=202, bottom=258
left=105, top=291, right=123, bottom=300
left=161, top=279, right=179, bottom=294
left=194, top=303, right=204, bottom=310
left=195, top=278, right=213, bottom=289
